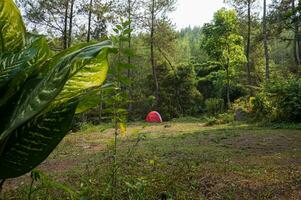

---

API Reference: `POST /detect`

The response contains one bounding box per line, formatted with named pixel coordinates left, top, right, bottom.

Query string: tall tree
left=246, top=0, right=252, bottom=85
left=269, top=0, right=301, bottom=73
left=127, top=0, right=133, bottom=111
left=127, top=0, right=132, bottom=67
left=87, top=0, right=93, bottom=42
left=150, top=0, right=158, bottom=101
left=17, top=0, right=74, bottom=49
left=263, top=0, right=270, bottom=80
left=226, top=0, right=255, bottom=85
left=68, top=0, right=75, bottom=47
left=292, top=0, right=301, bottom=73
left=201, top=9, right=246, bottom=107
left=143, top=0, right=176, bottom=103
left=64, top=0, right=69, bottom=49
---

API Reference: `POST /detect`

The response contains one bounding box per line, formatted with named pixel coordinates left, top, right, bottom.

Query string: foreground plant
left=0, top=0, right=112, bottom=180
left=103, top=20, right=133, bottom=199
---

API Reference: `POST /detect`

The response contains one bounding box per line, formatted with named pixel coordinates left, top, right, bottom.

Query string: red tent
left=145, top=111, right=162, bottom=123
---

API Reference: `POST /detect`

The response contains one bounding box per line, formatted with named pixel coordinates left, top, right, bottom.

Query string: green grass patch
left=2, top=120, right=301, bottom=200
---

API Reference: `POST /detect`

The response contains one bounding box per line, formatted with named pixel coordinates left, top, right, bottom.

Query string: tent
left=145, top=111, right=163, bottom=123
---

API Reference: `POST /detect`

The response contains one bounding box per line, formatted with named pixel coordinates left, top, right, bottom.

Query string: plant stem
left=28, top=173, right=35, bottom=200
left=112, top=101, right=118, bottom=200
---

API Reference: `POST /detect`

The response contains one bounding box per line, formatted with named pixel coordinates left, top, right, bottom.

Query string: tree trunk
left=226, top=46, right=231, bottom=108
left=263, top=0, right=270, bottom=80
left=292, top=0, right=300, bottom=73
left=68, top=0, right=75, bottom=47
left=150, top=0, right=159, bottom=102
left=226, top=67, right=231, bottom=108
left=87, top=0, right=93, bottom=42
left=246, top=0, right=252, bottom=85
left=63, top=0, right=69, bottom=49
left=127, top=0, right=133, bottom=113
left=127, top=0, right=132, bottom=67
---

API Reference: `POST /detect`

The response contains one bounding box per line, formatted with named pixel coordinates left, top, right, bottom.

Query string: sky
left=170, top=0, right=227, bottom=30
left=170, top=0, right=273, bottom=30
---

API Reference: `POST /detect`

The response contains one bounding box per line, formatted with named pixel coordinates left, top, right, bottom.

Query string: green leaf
left=0, top=100, right=78, bottom=179
left=122, top=20, right=131, bottom=27
left=0, top=0, right=114, bottom=180
left=113, top=28, right=119, bottom=34
left=0, top=35, right=50, bottom=107
left=116, top=24, right=123, bottom=30
left=0, top=46, right=37, bottom=88
left=123, top=28, right=132, bottom=35
left=0, top=41, right=112, bottom=143
left=52, top=47, right=109, bottom=107
left=0, top=0, right=26, bottom=52
left=75, top=89, right=100, bottom=114
left=75, top=83, right=115, bottom=114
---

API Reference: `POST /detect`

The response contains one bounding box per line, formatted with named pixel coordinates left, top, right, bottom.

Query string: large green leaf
left=0, top=100, right=78, bottom=179
left=0, top=35, right=50, bottom=107
left=0, top=0, right=113, bottom=180
left=0, top=41, right=112, bottom=143
left=0, top=0, right=26, bottom=52
left=0, top=47, right=37, bottom=88
left=76, top=89, right=101, bottom=114
left=75, top=83, right=113, bottom=114
left=52, top=48, right=109, bottom=108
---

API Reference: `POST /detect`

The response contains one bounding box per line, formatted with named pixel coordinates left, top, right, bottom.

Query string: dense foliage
left=253, top=78, right=301, bottom=122
left=11, top=0, right=301, bottom=125
left=155, top=63, right=203, bottom=120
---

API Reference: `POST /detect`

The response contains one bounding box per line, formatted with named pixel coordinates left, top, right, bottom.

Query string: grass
left=2, top=120, right=301, bottom=200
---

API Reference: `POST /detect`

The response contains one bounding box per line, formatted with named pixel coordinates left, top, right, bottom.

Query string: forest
left=0, top=0, right=301, bottom=199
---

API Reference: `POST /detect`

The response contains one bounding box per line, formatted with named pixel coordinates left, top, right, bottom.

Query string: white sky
left=170, top=0, right=274, bottom=30
left=170, top=0, right=227, bottom=30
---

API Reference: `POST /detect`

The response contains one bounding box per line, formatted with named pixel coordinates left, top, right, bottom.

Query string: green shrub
left=205, top=98, right=224, bottom=115
left=250, top=77, right=301, bottom=122
left=204, top=116, right=218, bottom=126
left=218, top=112, right=235, bottom=123
left=232, top=97, right=249, bottom=112
left=204, top=113, right=234, bottom=126
left=250, top=93, right=272, bottom=119
left=265, top=78, right=301, bottom=122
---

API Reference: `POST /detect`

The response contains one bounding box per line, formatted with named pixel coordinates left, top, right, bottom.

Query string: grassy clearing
left=2, top=120, right=301, bottom=200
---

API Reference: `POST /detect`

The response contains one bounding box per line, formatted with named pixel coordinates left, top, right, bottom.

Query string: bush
left=265, top=78, right=301, bottom=122
left=249, top=93, right=272, bottom=118
left=204, top=116, right=218, bottom=126
left=231, top=97, right=258, bottom=121
left=205, top=98, right=224, bottom=115
left=232, top=97, right=249, bottom=112
left=204, top=113, right=234, bottom=126
left=250, top=77, right=301, bottom=122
